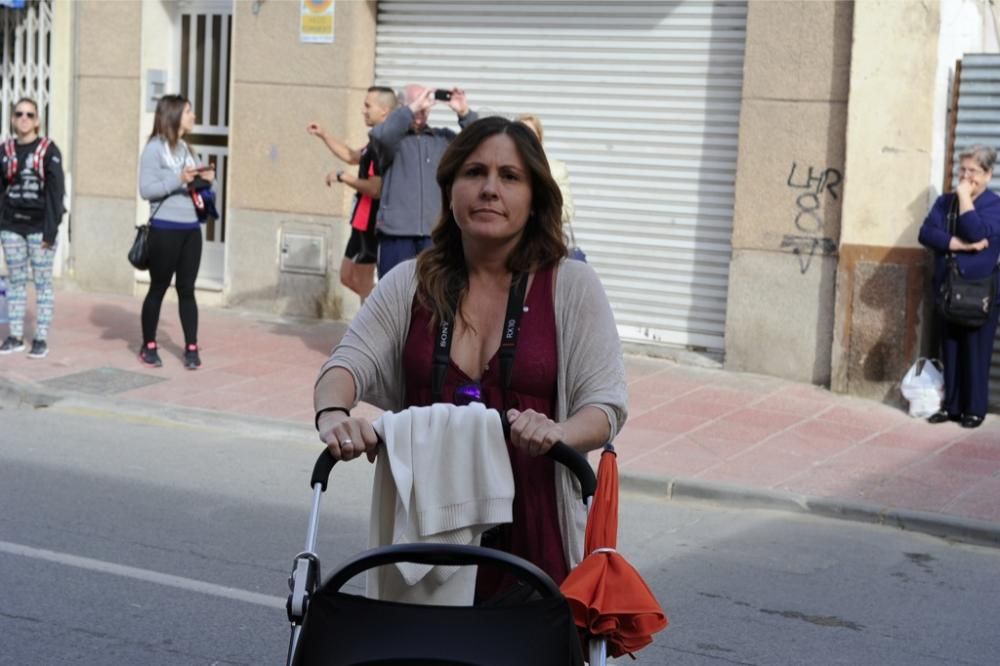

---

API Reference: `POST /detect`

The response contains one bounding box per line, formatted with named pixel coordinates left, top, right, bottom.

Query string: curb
left=0, top=376, right=316, bottom=444
left=0, top=376, right=62, bottom=409
left=620, top=471, right=1000, bottom=550
left=5, top=374, right=999, bottom=550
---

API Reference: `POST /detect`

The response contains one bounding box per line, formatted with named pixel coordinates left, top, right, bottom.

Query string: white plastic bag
left=900, top=357, right=944, bottom=418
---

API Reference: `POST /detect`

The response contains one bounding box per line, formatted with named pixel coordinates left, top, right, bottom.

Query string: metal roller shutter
left=949, top=53, right=1000, bottom=409
left=375, top=0, right=747, bottom=353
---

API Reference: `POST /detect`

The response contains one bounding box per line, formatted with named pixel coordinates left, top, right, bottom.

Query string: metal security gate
left=1, top=0, right=51, bottom=137
left=375, top=0, right=747, bottom=353
left=177, top=0, right=231, bottom=286
left=947, top=53, right=1000, bottom=410
left=0, top=0, right=65, bottom=277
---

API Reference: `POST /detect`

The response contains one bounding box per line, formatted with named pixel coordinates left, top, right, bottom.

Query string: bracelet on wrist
left=315, top=406, right=350, bottom=431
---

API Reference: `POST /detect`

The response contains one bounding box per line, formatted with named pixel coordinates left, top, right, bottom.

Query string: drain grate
left=42, top=367, right=167, bottom=395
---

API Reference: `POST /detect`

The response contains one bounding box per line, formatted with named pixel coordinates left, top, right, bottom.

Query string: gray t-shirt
left=139, top=136, right=198, bottom=224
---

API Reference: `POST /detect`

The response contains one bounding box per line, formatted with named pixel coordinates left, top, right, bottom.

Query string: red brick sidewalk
left=3, top=287, right=999, bottom=526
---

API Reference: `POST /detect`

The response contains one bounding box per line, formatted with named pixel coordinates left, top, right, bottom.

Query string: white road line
left=0, top=540, right=285, bottom=609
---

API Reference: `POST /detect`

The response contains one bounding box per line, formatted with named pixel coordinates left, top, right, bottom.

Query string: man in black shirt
left=307, top=86, right=397, bottom=304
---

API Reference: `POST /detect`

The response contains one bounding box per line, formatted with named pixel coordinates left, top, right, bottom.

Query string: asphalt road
left=1, top=398, right=999, bottom=665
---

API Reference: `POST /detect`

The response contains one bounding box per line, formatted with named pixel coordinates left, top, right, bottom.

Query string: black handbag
left=935, top=197, right=996, bottom=328
left=128, top=200, right=164, bottom=271
left=127, top=224, right=150, bottom=270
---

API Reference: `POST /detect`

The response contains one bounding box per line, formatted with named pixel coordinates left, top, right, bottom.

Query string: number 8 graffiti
left=795, top=192, right=822, bottom=232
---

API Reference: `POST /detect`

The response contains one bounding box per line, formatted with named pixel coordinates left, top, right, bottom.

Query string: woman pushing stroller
left=313, top=115, right=627, bottom=599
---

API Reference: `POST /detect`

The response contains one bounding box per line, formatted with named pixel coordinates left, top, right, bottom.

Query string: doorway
left=175, top=0, right=231, bottom=287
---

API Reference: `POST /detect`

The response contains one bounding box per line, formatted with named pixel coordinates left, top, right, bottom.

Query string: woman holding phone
left=137, top=94, right=214, bottom=370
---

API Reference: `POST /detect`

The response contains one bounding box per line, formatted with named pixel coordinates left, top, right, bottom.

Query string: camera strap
left=431, top=273, right=528, bottom=407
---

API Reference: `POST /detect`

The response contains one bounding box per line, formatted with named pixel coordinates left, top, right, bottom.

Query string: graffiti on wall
left=782, top=162, right=842, bottom=274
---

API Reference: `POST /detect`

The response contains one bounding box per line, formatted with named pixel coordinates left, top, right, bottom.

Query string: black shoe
left=184, top=344, right=201, bottom=370
left=139, top=342, right=162, bottom=368
left=961, top=414, right=984, bottom=429
left=927, top=410, right=954, bottom=424
left=27, top=339, right=48, bottom=359
left=0, top=336, right=25, bottom=354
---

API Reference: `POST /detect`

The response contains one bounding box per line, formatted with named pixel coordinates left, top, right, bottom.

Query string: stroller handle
left=311, top=442, right=596, bottom=501
left=311, top=412, right=598, bottom=502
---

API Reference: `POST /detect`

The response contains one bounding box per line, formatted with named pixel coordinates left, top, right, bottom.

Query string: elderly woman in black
left=918, top=144, right=1000, bottom=429
left=138, top=94, right=215, bottom=370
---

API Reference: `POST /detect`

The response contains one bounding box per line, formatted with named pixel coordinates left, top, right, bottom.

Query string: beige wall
left=49, top=1, right=73, bottom=169
left=48, top=0, right=74, bottom=277
left=725, top=0, right=853, bottom=384
left=226, top=0, right=378, bottom=317
left=136, top=0, right=174, bottom=229
left=830, top=1, right=941, bottom=402
left=71, top=1, right=143, bottom=293
left=839, top=1, right=941, bottom=249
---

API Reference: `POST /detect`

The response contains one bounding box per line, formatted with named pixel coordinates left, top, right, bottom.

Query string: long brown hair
left=415, top=115, right=567, bottom=327
left=148, top=94, right=190, bottom=150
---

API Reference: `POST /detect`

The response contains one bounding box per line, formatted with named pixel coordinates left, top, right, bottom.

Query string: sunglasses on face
left=14, top=111, right=35, bottom=119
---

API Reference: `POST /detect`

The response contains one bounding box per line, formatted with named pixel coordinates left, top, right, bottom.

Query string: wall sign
left=300, top=0, right=334, bottom=43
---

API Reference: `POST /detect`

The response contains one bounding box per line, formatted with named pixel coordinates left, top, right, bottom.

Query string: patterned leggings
left=1, top=231, right=55, bottom=341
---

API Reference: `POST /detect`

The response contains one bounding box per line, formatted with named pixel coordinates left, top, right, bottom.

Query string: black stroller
left=285, top=435, right=598, bottom=666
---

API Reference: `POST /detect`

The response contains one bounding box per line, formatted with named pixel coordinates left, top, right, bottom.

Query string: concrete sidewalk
left=3, top=286, right=1000, bottom=544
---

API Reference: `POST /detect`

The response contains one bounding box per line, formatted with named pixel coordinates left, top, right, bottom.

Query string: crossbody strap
left=946, top=194, right=958, bottom=240
left=146, top=199, right=167, bottom=225
left=945, top=195, right=961, bottom=267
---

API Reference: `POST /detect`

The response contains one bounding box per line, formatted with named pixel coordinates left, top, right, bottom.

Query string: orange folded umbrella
left=560, top=446, right=668, bottom=659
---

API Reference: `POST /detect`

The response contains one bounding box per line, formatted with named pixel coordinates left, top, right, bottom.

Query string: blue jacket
left=918, top=190, right=1000, bottom=295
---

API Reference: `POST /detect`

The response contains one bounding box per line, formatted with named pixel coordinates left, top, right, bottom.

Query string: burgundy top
left=402, top=265, right=568, bottom=600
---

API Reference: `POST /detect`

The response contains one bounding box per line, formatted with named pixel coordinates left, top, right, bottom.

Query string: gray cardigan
left=317, top=258, right=628, bottom=568
left=139, top=136, right=198, bottom=223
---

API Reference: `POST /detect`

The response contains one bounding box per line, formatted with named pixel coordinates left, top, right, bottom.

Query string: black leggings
left=141, top=226, right=202, bottom=346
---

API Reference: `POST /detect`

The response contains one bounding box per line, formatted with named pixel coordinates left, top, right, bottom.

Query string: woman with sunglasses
left=314, top=115, right=627, bottom=599
left=137, top=94, right=215, bottom=369
left=0, top=98, right=66, bottom=358
left=918, top=144, right=1000, bottom=429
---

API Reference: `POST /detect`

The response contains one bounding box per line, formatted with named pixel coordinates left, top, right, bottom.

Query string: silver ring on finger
left=342, top=438, right=353, bottom=446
